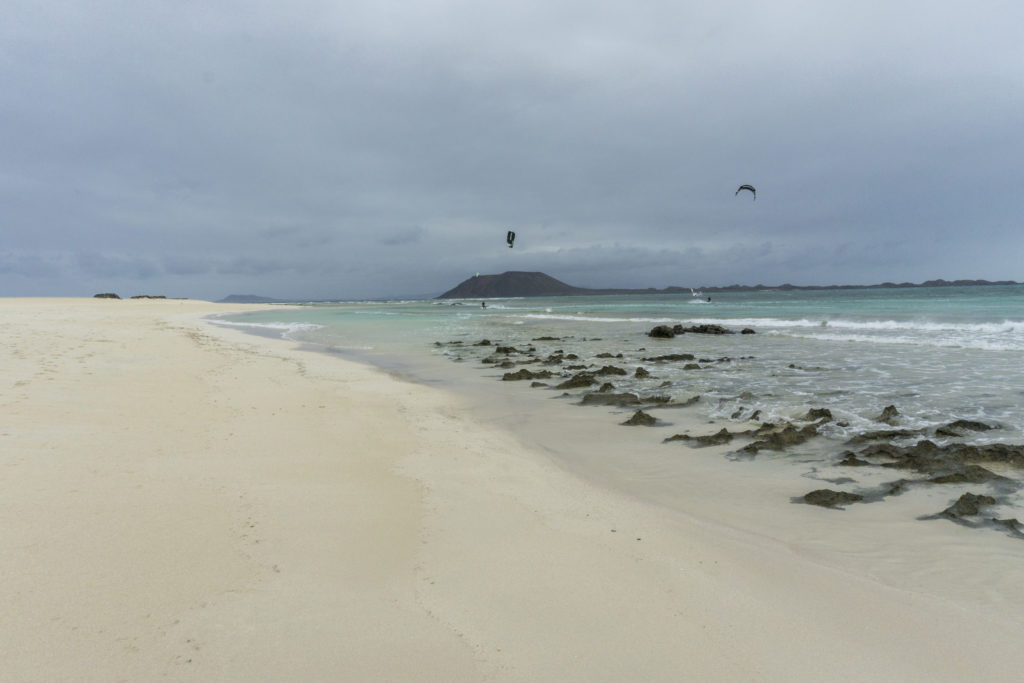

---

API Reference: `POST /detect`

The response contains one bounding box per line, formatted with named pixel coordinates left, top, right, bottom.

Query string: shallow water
left=212, top=285, right=1024, bottom=446
left=211, top=286, right=1024, bottom=617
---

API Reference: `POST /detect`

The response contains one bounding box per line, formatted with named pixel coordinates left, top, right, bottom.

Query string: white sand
left=2, top=298, right=1023, bottom=681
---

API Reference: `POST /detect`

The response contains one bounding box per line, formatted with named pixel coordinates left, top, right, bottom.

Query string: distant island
left=218, top=294, right=284, bottom=303
left=436, top=271, right=1021, bottom=299
left=220, top=274, right=1021, bottom=303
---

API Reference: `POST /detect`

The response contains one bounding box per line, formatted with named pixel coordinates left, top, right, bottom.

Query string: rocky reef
left=434, top=324, right=1024, bottom=541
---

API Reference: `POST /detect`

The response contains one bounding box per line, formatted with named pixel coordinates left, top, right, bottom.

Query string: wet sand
left=2, top=298, right=1023, bottom=681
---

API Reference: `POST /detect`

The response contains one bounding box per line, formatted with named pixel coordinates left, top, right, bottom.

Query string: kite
left=506, top=230, right=516, bottom=248
left=735, top=184, right=756, bottom=200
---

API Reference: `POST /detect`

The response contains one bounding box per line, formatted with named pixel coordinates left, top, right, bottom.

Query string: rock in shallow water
left=501, top=368, right=552, bottom=381
left=875, top=404, right=901, bottom=425
left=667, top=428, right=734, bottom=447
left=622, top=410, right=657, bottom=426
left=803, top=489, right=864, bottom=508
left=941, top=492, right=997, bottom=519
left=581, top=392, right=641, bottom=407
left=556, top=372, right=596, bottom=389
left=648, top=325, right=677, bottom=338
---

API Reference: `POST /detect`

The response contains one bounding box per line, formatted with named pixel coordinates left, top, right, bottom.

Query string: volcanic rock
left=802, top=408, right=833, bottom=423
left=689, top=428, right=734, bottom=447
left=622, top=410, right=657, bottom=426
left=648, top=325, right=677, bottom=338
left=678, top=324, right=734, bottom=335
left=502, top=369, right=552, bottom=381
left=580, top=392, right=641, bottom=407
left=741, top=423, right=819, bottom=454
left=642, top=353, right=696, bottom=362
left=935, top=419, right=996, bottom=437
left=927, top=465, right=1007, bottom=484
left=941, top=493, right=997, bottom=519
left=847, top=429, right=923, bottom=444
left=556, top=372, right=596, bottom=389
left=803, top=489, right=864, bottom=508
left=838, top=452, right=871, bottom=467
left=875, top=405, right=900, bottom=425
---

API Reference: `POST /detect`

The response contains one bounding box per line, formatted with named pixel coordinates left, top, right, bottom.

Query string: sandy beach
left=3, top=297, right=1023, bottom=682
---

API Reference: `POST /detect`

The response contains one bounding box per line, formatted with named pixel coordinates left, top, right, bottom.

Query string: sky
left=3, top=0, right=1022, bottom=300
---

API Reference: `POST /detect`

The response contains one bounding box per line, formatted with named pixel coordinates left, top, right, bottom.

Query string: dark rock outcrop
left=665, top=428, right=734, bottom=447
left=93, top=292, right=120, bottom=299
left=556, top=372, right=596, bottom=389
left=803, top=489, right=864, bottom=508
left=741, top=423, right=819, bottom=454
left=622, top=410, right=657, bottom=426
left=838, top=452, right=871, bottom=467
left=847, top=428, right=923, bottom=444
left=648, top=325, right=677, bottom=338
left=502, top=369, right=553, bottom=381
left=935, top=419, right=996, bottom=437
left=642, top=353, right=696, bottom=362
left=802, top=408, right=833, bottom=423
left=927, top=465, right=1007, bottom=484
left=853, top=439, right=1024, bottom=473
left=580, top=392, right=641, bottom=407
left=678, top=324, right=735, bottom=335
left=941, top=493, right=997, bottom=519
left=875, top=405, right=900, bottom=424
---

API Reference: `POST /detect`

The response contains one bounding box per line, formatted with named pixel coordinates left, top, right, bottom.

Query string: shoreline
left=3, top=298, right=1024, bottom=680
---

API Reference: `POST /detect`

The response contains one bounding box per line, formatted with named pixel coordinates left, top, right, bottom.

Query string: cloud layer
left=4, top=1, right=1022, bottom=299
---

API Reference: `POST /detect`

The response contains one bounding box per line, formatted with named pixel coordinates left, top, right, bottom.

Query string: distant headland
left=218, top=273, right=1021, bottom=303
left=218, top=294, right=282, bottom=303
left=436, top=271, right=1021, bottom=299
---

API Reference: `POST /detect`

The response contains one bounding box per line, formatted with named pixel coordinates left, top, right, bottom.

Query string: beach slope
left=2, top=298, right=1021, bottom=681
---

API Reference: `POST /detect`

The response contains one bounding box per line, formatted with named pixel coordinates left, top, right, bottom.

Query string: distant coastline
left=434, top=271, right=1022, bottom=300
left=220, top=274, right=1021, bottom=303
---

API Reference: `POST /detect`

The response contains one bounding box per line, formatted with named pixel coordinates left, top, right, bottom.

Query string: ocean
left=212, top=284, right=1024, bottom=448
left=210, top=284, right=1024, bottom=552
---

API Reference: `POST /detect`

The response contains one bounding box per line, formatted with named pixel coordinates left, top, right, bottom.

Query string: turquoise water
left=212, top=285, right=1024, bottom=445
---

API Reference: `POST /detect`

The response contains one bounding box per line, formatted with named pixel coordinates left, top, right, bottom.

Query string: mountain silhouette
left=438, top=272, right=592, bottom=298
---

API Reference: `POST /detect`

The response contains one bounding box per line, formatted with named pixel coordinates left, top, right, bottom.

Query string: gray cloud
left=3, top=0, right=1023, bottom=299
left=377, top=226, right=425, bottom=247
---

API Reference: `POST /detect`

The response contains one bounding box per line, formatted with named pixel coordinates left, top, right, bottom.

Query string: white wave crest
left=207, top=319, right=324, bottom=338
left=688, top=317, right=1024, bottom=334
left=521, top=313, right=676, bottom=323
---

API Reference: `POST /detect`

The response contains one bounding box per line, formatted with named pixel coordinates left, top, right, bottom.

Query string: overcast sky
left=3, top=1, right=1022, bottom=299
